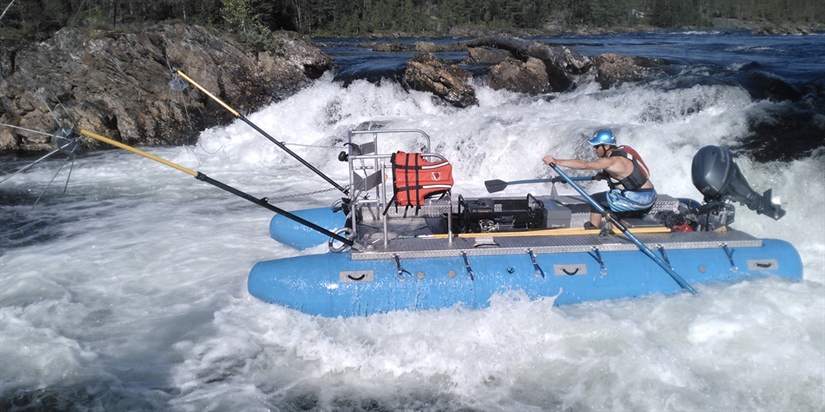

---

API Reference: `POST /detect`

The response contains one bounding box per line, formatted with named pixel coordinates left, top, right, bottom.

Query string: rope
left=281, top=141, right=340, bottom=150
left=266, top=186, right=339, bottom=202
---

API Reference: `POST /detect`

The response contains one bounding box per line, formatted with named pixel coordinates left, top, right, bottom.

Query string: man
left=542, top=129, right=656, bottom=229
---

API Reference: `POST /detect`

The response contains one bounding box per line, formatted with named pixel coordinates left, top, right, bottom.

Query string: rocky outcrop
left=2, top=27, right=676, bottom=151
left=403, top=53, right=477, bottom=108
left=711, top=18, right=762, bottom=31
left=0, top=24, right=332, bottom=152
left=402, top=36, right=594, bottom=100
left=591, top=53, right=668, bottom=89
left=367, top=41, right=466, bottom=52
left=751, top=23, right=813, bottom=35
left=461, top=36, right=666, bottom=95
left=398, top=35, right=668, bottom=106
left=489, top=57, right=554, bottom=94
left=462, top=47, right=511, bottom=65
left=467, top=35, right=592, bottom=93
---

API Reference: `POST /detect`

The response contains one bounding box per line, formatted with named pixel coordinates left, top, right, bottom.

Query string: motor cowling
left=691, top=145, right=785, bottom=220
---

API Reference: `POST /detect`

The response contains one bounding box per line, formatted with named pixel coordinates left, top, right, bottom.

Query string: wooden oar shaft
left=175, top=70, right=348, bottom=194
left=80, top=129, right=197, bottom=176
left=78, top=128, right=358, bottom=249
left=176, top=71, right=239, bottom=116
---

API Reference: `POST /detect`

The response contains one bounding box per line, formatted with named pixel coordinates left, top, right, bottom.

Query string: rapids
left=1, top=31, right=823, bottom=411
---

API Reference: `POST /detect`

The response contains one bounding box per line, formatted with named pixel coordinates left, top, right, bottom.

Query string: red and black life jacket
left=607, top=145, right=650, bottom=191
left=386, top=151, right=454, bottom=214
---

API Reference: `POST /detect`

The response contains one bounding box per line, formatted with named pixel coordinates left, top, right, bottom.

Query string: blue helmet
left=588, top=129, right=616, bottom=146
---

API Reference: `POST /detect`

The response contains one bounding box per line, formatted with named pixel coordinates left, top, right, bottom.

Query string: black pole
left=236, top=116, right=348, bottom=194
left=79, top=129, right=359, bottom=250
left=195, top=172, right=356, bottom=248
left=176, top=70, right=348, bottom=194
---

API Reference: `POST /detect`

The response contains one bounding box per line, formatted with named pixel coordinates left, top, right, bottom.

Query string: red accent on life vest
left=391, top=151, right=454, bottom=208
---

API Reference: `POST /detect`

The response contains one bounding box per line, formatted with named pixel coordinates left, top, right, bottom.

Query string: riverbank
left=332, top=19, right=823, bottom=39
left=0, top=24, right=332, bottom=154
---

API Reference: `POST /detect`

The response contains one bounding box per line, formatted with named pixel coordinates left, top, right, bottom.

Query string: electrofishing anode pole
left=175, top=70, right=348, bottom=195
left=550, top=163, right=699, bottom=295
left=78, top=129, right=360, bottom=250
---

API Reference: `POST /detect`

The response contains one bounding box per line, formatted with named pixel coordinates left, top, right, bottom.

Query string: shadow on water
left=731, top=66, right=825, bottom=162
left=0, top=191, right=68, bottom=254
left=743, top=103, right=825, bottom=162
left=0, top=188, right=125, bottom=255
left=0, top=386, right=165, bottom=412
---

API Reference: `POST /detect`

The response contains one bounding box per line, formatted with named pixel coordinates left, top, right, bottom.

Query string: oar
left=485, top=175, right=593, bottom=193
left=175, top=71, right=348, bottom=195
left=549, top=163, right=699, bottom=295
left=78, top=129, right=362, bottom=251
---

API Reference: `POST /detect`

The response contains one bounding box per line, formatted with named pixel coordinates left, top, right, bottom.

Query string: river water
left=1, top=31, right=823, bottom=411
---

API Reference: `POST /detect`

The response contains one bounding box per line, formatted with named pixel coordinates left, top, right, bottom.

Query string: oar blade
left=484, top=179, right=508, bottom=193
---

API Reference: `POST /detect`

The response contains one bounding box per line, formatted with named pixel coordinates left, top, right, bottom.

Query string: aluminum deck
left=353, top=228, right=762, bottom=260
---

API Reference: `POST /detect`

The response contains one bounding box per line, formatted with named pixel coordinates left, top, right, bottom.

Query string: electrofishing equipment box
left=457, top=194, right=571, bottom=232
left=540, top=199, right=573, bottom=229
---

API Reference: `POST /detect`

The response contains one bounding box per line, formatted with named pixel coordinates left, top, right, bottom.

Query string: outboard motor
left=689, top=145, right=785, bottom=228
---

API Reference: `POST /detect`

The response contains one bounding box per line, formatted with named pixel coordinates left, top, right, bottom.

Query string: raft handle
left=589, top=247, right=608, bottom=276
left=721, top=243, right=738, bottom=273
left=460, top=252, right=475, bottom=280
left=528, top=249, right=545, bottom=278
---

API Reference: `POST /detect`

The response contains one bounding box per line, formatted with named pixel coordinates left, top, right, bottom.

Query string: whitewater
left=2, top=42, right=824, bottom=410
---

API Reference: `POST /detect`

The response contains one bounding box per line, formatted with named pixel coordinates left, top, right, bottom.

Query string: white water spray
left=1, top=76, right=822, bottom=411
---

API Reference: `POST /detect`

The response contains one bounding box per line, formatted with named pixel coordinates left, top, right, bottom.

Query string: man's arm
left=543, top=155, right=613, bottom=171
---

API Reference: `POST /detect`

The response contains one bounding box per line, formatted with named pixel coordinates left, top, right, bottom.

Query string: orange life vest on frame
left=389, top=151, right=454, bottom=212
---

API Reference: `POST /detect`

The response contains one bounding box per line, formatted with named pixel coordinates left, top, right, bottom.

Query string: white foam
left=1, top=76, right=822, bottom=410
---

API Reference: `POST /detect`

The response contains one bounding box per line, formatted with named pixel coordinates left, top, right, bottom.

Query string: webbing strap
left=389, top=151, right=453, bottom=211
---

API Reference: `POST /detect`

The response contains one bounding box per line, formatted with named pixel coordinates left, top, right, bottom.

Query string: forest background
left=2, top=0, right=824, bottom=46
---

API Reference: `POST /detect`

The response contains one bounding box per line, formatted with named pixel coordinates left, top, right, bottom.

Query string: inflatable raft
left=249, top=122, right=802, bottom=317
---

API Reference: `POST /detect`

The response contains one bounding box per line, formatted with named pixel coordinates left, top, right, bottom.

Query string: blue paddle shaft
left=550, top=164, right=699, bottom=295
left=508, top=176, right=592, bottom=185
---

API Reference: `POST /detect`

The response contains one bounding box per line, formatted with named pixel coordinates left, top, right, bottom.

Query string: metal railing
left=345, top=123, right=453, bottom=247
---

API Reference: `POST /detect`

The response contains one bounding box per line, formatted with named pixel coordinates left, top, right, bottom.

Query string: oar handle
left=514, top=176, right=592, bottom=184
left=484, top=175, right=594, bottom=193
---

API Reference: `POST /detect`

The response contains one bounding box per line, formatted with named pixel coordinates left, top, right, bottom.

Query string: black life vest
left=387, top=151, right=454, bottom=214
left=607, top=145, right=650, bottom=191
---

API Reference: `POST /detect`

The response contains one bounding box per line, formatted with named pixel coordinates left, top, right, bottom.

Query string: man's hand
left=542, top=155, right=556, bottom=165
left=593, top=171, right=609, bottom=181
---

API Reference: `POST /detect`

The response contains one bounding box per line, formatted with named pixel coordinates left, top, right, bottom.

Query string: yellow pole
left=175, top=71, right=239, bottom=116
left=78, top=129, right=359, bottom=248
left=79, top=129, right=197, bottom=177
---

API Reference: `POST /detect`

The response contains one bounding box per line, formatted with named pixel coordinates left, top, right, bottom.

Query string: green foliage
left=651, top=0, right=703, bottom=27
left=1, top=0, right=822, bottom=42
